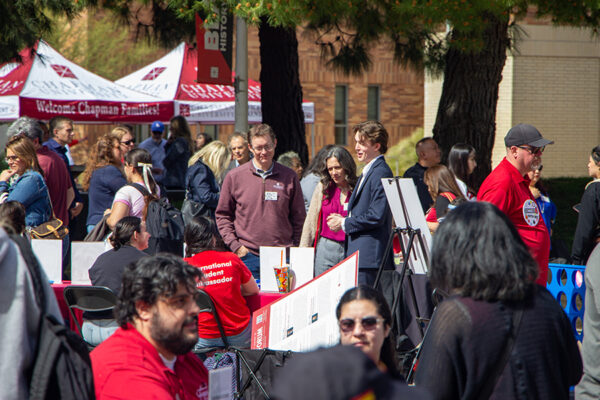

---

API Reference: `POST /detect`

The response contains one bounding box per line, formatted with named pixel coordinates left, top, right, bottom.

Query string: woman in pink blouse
left=300, top=146, right=358, bottom=276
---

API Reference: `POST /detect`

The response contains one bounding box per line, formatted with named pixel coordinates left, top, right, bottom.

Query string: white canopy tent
left=0, top=40, right=173, bottom=123
left=115, top=42, right=315, bottom=125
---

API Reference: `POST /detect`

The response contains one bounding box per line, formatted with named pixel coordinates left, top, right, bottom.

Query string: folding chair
left=63, top=285, right=117, bottom=349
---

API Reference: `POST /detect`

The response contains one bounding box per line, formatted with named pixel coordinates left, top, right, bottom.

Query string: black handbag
left=181, top=198, right=211, bottom=226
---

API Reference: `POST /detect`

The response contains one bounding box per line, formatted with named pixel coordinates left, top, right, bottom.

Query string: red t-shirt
left=185, top=250, right=253, bottom=338
left=91, top=325, right=208, bottom=400
left=478, top=158, right=550, bottom=285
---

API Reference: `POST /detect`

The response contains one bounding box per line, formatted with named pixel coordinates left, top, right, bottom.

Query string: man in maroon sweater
left=216, top=124, right=306, bottom=278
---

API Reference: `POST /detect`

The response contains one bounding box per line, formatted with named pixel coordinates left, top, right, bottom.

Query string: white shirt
left=342, top=155, right=384, bottom=232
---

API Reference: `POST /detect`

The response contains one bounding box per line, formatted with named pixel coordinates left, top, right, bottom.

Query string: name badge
left=265, top=191, right=278, bottom=201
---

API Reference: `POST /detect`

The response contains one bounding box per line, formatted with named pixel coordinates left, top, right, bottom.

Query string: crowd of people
left=1, top=113, right=595, bottom=399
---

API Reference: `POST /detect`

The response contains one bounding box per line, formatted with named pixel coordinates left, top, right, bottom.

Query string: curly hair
left=115, top=254, right=203, bottom=327
left=81, top=133, right=123, bottom=190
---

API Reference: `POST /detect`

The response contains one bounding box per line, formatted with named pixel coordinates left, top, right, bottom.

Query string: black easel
left=374, top=177, right=430, bottom=339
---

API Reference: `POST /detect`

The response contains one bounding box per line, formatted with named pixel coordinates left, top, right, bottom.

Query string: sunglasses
left=121, top=140, right=135, bottom=146
left=517, top=145, right=544, bottom=156
left=5, top=156, right=19, bottom=162
left=338, top=316, right=384, bottom=333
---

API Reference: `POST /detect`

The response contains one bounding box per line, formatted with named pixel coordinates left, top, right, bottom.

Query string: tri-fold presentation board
left=251, top=252, right=358, bottom=352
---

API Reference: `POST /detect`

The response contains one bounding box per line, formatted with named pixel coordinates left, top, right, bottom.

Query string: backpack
left=128, top=183, right=184, bottom=256
left=10, top=234, right=95, bottom=400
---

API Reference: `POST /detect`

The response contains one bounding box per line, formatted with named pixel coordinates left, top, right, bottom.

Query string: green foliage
left=384, top=128, right=423, bottom=176
left=46, top=11, right=163, bottom=80
left=171, top=0, right=600, bottom=75
left=0, top=0, right=87, bottom=63
left=99, top=1, right=196, bottom=49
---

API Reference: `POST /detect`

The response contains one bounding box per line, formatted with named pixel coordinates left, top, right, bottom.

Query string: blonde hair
left=189, top=141, right=231, bottom=184
left=111, top=126, right=131, bottom=141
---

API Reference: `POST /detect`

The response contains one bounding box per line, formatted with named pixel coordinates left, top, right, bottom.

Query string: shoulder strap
left=479, top=307, right=523, bottom=399
left=128, top=182, right=151, bottom=197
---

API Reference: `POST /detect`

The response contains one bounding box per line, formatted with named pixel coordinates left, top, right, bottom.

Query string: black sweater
left=572, top=181, right=600, bottom=264
left=414, top=287, right=582, bottom=400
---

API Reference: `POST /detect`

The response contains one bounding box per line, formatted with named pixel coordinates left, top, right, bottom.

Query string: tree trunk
left=432, top=14, right=510, bottom=189
left=258, top=21, right=308, bottom=164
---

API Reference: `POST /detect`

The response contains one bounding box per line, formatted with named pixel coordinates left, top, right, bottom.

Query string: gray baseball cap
left=505, top=124, right=554, bottom=148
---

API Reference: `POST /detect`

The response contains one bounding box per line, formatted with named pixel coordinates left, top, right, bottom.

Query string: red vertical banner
left=195, top=8, right=233, bottom=85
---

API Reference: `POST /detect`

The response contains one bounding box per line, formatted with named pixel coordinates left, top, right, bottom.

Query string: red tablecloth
left=52, top=282, right=284, bottom=332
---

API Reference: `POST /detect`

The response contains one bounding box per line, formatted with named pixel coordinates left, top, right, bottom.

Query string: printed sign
left=195, top=7, right=233, bottom=85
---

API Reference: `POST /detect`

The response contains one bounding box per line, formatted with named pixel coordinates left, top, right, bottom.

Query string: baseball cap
left=504, top=124, right=554, bottom=148
left=151, top=121, right=164, bottom=133
left=271, top=346, right=431, bottom=400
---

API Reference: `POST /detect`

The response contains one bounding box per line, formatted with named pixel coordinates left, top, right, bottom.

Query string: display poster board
left=381, top=177, right=432, bottom=274
left=71, top=242, right=106, bottom=285
left=251, top=252, right=358, bottom=352
left=31, top=239, right=62, bottom=284
left=259, top=246, right=314, bottom=292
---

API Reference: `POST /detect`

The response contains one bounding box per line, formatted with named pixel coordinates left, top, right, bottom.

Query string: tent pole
left=235, top=16, right=248, bottom=134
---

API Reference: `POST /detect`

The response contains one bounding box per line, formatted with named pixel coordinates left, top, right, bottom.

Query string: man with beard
left=478, top=124, right=554, bottom=286
left=91, top=254, right=208, bottom=400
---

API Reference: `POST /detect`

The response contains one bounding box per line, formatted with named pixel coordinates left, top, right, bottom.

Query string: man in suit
left=327, top=121, right=394, bottom=285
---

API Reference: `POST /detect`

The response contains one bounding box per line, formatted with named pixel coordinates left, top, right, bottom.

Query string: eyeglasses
left=121, top=140, right=135, bottom=146
left=517, top=145, right=544, bottom=156
left=252, top=144, right=274, bottom=153
left=5, top=156, right=19, bottom=162
left=338, top=316, right=384, bottom=333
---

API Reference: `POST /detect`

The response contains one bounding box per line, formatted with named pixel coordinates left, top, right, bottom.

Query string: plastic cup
left=273, top=266, right=289, bottom=293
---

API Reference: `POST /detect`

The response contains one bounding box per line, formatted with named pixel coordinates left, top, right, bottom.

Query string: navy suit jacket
left=345, top=156, right=394, bottom=270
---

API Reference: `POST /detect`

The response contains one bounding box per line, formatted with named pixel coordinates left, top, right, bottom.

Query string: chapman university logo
left=50, top=65, right=77, bottom=79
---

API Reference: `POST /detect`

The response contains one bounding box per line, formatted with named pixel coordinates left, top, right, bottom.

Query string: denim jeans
left=194, top=322, right=252, bottom=351
left=241, top=252, right=260, bottom=280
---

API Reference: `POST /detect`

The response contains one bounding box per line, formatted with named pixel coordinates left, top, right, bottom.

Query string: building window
left=334, top=85, right=348, bottom=145
left=367, top=86, right=380, bottom=121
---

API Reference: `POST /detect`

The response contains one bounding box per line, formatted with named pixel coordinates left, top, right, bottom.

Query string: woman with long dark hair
left=0, top=135, right=51, bottom=227
left=414, top=202, right=582, bottom=399
left=300, top=146, right=357, bottom=276
left=336, top=285, right=401, bottom=379
left=82, top=133, right=126, bottom=232
left=184, top=216, right=258, bottom=349
left=163, top=115, right=193, bottom=190
left=423, top=164, right=465, bottom=232
left=106, top=148, right=159, bottom=229
left=572, top=146, right=600, bottom=264
left=448, top=143, right=477, bottom=200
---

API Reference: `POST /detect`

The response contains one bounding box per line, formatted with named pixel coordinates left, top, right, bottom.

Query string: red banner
left=195, top=9, right=234, bottom=85
left=20, top=98, right=174, bottom=123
